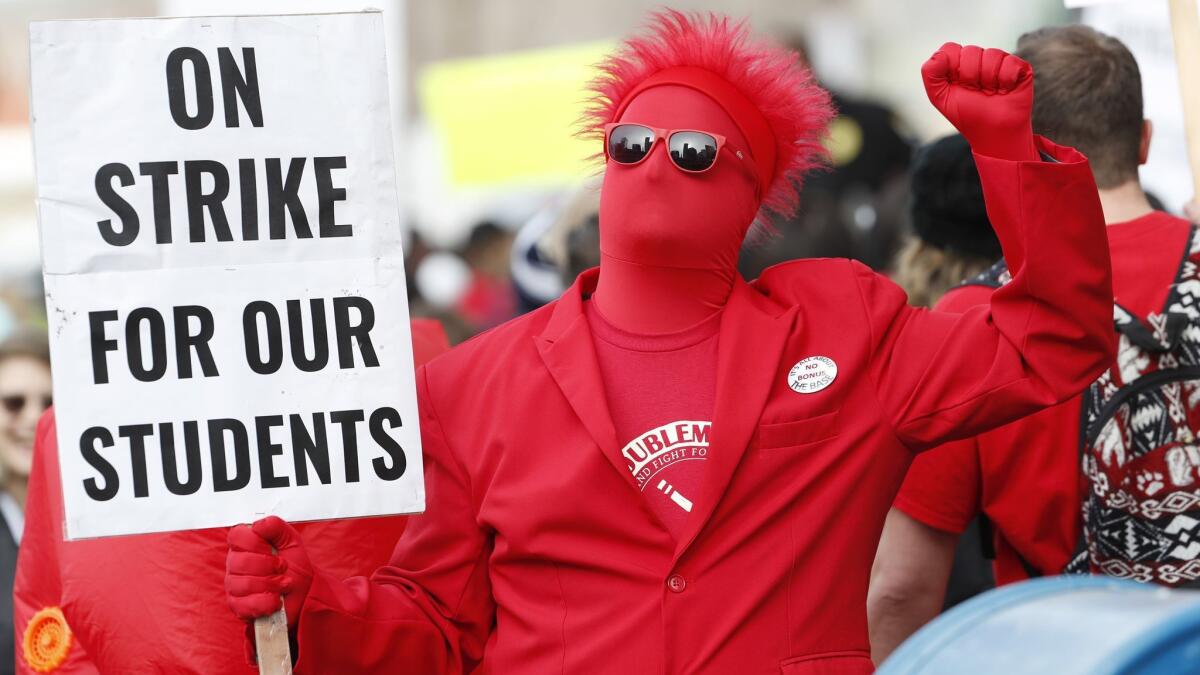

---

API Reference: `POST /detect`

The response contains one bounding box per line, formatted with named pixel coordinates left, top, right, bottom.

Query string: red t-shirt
left=585, top=302, right=718, bottom=538
left=895, top=211, right=1192, bottom=584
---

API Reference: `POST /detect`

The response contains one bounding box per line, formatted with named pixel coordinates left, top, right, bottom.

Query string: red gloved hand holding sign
left=922, top=43, right=1039, bottom=162
left=226, top=516, right=314, bottom=627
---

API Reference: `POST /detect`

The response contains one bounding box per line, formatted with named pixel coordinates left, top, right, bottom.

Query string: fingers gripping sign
left=922, top=42, right=1040, bottom=162
left=227, top=517, right=313, bottom=672
left=226, top=518, right=313, bottom=622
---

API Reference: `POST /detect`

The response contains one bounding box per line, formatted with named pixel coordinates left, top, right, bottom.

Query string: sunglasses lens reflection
left=608, top=125, right=656, bottom=164
left=668, top=131, right=718, bottom=172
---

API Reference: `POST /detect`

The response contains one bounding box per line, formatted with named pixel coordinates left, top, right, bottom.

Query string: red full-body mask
left=586, top=10, right=834, bottom=334
left=593, top=85, right=760, bottom=333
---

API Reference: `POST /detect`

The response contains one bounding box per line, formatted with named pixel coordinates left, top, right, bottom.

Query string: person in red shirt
left=867, top=25, right=1190, bottom=663
left=224, top=11, right=1114, bottom=673
left=12, top=320, right=448, bottom=674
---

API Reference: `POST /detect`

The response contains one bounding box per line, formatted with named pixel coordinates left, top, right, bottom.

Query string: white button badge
left=787, top=356, right=837, bottom=394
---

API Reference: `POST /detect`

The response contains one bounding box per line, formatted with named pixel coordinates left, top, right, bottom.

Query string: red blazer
left=293, top=142, right=1114, bottom=674
left=13, top=321, right=449, bottom=674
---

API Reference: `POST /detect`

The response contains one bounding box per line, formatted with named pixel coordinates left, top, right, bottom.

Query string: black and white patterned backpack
left=967, top=225, right=1200, bottom=586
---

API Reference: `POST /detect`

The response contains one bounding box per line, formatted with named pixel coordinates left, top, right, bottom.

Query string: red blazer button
left=667, top=575, right=687, bottom=593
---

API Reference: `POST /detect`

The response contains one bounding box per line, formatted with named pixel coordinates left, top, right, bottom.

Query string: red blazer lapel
left=534, top=269, right=634, bottom=490
left=674, top=277, right=798, bottom=560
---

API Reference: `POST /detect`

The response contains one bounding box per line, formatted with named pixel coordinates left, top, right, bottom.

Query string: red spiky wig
left=583, top=9, right=834, bottom=233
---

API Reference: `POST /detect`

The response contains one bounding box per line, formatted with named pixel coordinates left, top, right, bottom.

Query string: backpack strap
left=977, top=512, right=996, bottom=560
left=1063, top=548, right=1090, bottom=575
left=960, top=223, right=1200, bottom=347
left=959, top=258, right=1009, bottom=290
left=1112, top=303, right=1187, bottom=352
left=1017, top=553, right=1043, bottom=579
left=1117, top=223, right=1200, bottom=352
left=977, top=511, right=1043, bottom=578
left=960, top=259, right=1045, bottom=578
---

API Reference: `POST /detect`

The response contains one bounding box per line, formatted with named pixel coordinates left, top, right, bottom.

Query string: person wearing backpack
left=867, top=25, right=1194, bottom=664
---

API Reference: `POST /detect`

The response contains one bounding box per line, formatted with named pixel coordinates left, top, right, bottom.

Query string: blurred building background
left=0, top=0, right=1192, bottom=343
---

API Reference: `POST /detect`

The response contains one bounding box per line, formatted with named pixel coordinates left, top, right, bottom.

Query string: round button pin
left=788, top=356, right=837, bottom=394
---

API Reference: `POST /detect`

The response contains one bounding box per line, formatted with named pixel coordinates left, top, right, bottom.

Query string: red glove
left=922, top=42, right=1039, bottom=162
left=225, top=516, right=314, bottom=629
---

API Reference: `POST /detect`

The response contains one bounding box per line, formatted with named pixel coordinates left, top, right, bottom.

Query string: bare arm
left=868, top=508, right=958, bottom=665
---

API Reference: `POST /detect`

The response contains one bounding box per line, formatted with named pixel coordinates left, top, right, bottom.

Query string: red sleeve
left=411, top=318, right=451, bottom=367
left=14, top=410, right=99, bottom=674
left=856, top=138, right=1115, bottom=452
left=890, top=285, right=990, bottom=533
left=933, top=284, right=994, bottom=315
left=893, top=437, right=982, bottom=535
left=291, top=365, right=493, bottom=674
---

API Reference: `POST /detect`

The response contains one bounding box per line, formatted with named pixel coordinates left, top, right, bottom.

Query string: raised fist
left=922, top=43, right=1039, bottom=162
left=226, top=516, right=314, bottom=628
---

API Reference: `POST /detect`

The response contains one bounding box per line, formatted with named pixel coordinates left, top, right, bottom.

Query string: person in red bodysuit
left=224, top=11, right=1114, bottom=673
left=13, top=321, right=449, bottom=674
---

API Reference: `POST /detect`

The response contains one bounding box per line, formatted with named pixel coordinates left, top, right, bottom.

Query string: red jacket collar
left=536, top=267, right=798, bottom=558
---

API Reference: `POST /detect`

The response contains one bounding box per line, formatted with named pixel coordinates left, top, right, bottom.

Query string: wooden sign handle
left=254, top=605, right=293, bottom=675
left=1169, top=0, right=1200, bottom=199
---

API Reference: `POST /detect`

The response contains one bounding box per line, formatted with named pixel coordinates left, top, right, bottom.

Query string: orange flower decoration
left=23, top=607, right=73, bottom=672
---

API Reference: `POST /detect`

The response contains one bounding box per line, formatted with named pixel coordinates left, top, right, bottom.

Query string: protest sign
left=29, top=12, right=423, bottom=540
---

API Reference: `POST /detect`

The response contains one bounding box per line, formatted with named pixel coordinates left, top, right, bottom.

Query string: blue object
left=878, top=576, right=1200, bottom=675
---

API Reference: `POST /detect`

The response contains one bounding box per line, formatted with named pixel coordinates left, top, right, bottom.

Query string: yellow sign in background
left=419, top=40, right=615, bottom=188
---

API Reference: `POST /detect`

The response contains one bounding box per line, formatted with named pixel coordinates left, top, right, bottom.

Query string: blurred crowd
left=400, top=34, right=917, bottom=347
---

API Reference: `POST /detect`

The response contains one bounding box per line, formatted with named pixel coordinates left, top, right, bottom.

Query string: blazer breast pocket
left=753, top=410, right=841, bottom=450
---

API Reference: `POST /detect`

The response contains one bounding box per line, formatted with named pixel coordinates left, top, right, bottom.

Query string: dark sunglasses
left=604, top=123, right=759, bottom=186
left=1, top=394, right=52, bottom=415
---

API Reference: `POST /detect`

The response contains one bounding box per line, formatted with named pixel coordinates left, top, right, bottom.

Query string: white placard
left=29, top=12, right=424, bottom=539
